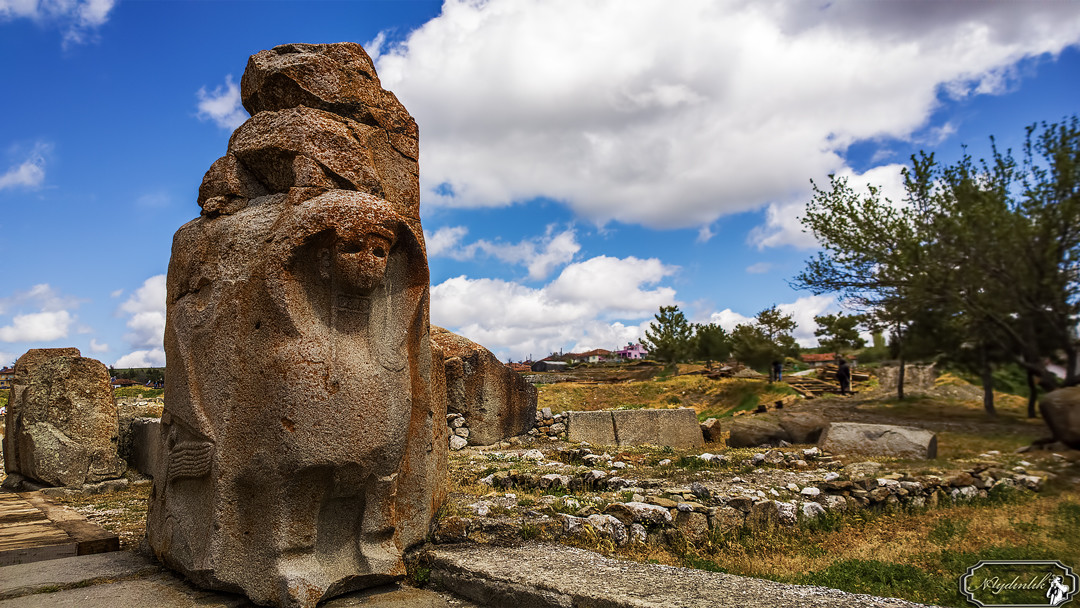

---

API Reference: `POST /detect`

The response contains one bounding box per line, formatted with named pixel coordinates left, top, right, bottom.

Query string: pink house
left=616, top=342, right=648, bottom=360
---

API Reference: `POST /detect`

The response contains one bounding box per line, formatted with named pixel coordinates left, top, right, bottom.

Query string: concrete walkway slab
left=0, top=551, right=160, bottom=600
left=421, top=542, right=939, bottom=608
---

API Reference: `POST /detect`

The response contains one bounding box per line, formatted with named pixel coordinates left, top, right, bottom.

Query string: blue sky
left=1, top=0, right=1079, bottom=367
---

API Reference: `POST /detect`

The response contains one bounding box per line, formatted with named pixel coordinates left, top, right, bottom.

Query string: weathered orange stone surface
left=146, top=43, right=447, bottom=608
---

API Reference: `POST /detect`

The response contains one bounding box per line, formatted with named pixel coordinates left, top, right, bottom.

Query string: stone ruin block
left=567, top=409, right=704, bottom=449
left=566, top=411, right=618, bottom=445
left=126, top=417, right=163, bottom=477
left=146, top=43, right=447, bottom=608
left=1039, top=386, right=1080, bottom=449
left=2, top=348, right=126, bottom=488
left=876, top=364, right=937, bottom=391
left=819, top=422, right=937, bottom=459
left=431, top=326, right=537, bottom=445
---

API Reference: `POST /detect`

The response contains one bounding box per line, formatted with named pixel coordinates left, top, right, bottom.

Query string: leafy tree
left=643, top=305, right=694, bottom=365
left=693, top=323, right=731, bottom=366
left=731, top=306, right=799, bottom=379
left=813, top=312, right=867, bottom=354
left=794, top=116, right=1080, bottom=412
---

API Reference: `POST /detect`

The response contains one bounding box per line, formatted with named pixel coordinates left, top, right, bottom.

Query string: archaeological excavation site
left=1, top=39, right=1079, bottom=608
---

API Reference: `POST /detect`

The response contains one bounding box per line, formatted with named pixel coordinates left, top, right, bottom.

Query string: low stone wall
left=530, top=408, right=565, bottom=441
left=447, top=414, right=471, bottom=450
left=449, top=446, right=1050, bottom=550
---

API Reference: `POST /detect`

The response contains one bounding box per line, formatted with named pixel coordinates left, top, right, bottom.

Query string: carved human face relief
left=331, top=228, right=394, bottom=294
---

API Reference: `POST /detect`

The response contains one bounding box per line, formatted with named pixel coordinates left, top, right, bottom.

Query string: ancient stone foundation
left=146, top=42, right=447, bottom=608
left=2, top=348, right=126, bottom=488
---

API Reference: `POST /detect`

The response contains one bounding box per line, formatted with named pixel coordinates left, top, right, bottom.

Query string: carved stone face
left=327, top=229, right=394, bottom=294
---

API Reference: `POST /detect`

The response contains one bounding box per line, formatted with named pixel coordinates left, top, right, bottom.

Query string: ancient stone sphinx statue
left=146, top=43, right=447, bottom=608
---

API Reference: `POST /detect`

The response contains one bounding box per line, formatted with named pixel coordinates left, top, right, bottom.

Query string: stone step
left=420, top=542, right=938, bottom=608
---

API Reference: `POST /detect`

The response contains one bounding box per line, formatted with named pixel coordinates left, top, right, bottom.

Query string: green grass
left=113, top=386, right=163, bottom=399
left=797, top=560, right=948, bottom=604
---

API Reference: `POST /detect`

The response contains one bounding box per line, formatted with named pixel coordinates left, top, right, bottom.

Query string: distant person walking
left=771, top=360, right=783, bottom=382
left=836, top=358, right=851, bottom=395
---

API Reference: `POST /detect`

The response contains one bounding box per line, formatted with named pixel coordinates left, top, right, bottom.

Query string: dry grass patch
left=600, top=487, right=1080, bottom=607
left=50, top=482, right=152, bottom=551
left=538, top=375, right=796, bottom=420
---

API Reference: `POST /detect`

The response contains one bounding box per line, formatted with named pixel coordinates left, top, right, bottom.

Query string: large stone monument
left=3, top=348, right=126, bottom=488
left=146, top=43, right=447, bottom=607
left=431, top=326, right=537, bottom=445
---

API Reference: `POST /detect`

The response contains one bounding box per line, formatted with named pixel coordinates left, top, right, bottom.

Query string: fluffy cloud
left=431, top=255, right=677, bottom=359
left=0, top=310, right=73, bottom=342
left=196, top=75, right=248, bottom=130
left=116, top=275, right=166, bottom=366
left=373, top=1, right=1080, bottom=229
left=425, top=225, right=581, bottom=280
left=115, top=348, right=165, bottom=368
left=749, top=163, right=908, bottom=250
left=0, top=143, right=49, bottom=191
left=777, top=294, right=841, bottom=347
left=709, top=309, right=755, bottom=332
left=0, top=0, right=116, bottom=45
left=89, top=338, right=108, bottom=353
left=0, top=283, right=82, bottom=343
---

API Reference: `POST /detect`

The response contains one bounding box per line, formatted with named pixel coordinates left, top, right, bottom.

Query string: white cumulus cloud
left=373, top=0, right=1080, bottom=230
left=117, top=275, right=166, bottom=355
left=114, top=348, right=165, bottom=368
left=0, top=310, right=73, bottom=342
left=89, top=338, right=108, bottom=353
left=0, top=283, right=83, bottom=343
left=425, top=225, right=582, bottom=280
left=709, top=294, right=839, bottom=347
left=431, top=255, right=677, bottom=360
left=196, top=75, right=248, bottom=130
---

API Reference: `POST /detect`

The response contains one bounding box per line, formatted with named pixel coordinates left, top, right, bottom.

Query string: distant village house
left=615, top=343, right=648, bottom=360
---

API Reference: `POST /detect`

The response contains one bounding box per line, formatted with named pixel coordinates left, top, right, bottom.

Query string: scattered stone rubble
left=436, top=444, right=1067, bottom=550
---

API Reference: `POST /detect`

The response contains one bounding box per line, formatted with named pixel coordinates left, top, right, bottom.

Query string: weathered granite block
left=3, top=348, right=126, bottom=488
left=431, top=327, right=537, bottom=445
left=819, top=422, right=937, bottom=459
left=127, top=417, right=162, bottom=477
